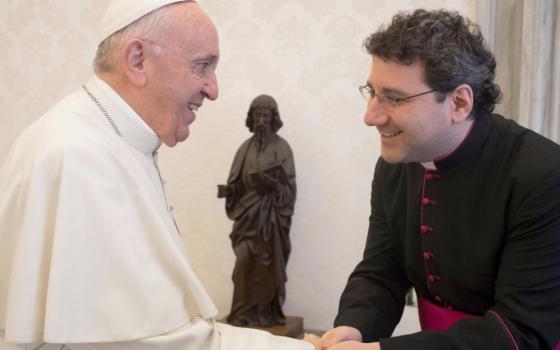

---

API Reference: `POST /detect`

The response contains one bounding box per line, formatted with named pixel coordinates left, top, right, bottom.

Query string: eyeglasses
left=359, top=83, right=439, bottom=107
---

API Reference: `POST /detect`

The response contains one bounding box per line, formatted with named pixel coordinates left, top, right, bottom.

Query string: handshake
left=303, top=326, right=380, bottom=350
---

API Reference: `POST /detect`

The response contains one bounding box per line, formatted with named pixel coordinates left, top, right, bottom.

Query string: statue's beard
left=255, top=125, right=272, bottom=151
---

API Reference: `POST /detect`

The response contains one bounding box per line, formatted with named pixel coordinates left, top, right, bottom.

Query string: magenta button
left=423, top=251, right=434, bottom=261
left=428, top=274, right=440, bottom=283
left=420, top=225, right=432, bottom=234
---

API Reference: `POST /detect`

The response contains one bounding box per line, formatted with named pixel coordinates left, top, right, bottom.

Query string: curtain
left=477, top=0, right=560, bottom=143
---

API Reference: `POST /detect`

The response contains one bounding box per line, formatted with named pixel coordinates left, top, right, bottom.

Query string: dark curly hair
left=364, top=9, right=501, bottom=117
left=245, top=95, right=283, bottom=132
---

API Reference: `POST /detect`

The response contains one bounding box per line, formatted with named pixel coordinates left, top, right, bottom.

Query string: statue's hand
left=217, top=184, right=231, bottom=198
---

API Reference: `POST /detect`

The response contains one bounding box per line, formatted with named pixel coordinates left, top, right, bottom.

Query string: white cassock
left=0, top=76, right=313, bottom=350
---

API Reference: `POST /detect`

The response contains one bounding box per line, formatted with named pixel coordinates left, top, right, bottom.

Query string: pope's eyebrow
left=193, top=54, right=219, bottom=63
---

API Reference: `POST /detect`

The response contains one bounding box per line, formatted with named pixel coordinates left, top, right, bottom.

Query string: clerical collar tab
left=421, top=161, right=437, bottom=170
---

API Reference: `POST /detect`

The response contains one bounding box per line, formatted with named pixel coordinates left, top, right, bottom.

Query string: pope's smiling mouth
left=187, top=103, right=199, bottom=111
left=380, top=130, right=403, bottom=137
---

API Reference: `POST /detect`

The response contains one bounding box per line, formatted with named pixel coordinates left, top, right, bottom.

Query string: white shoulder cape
left=0, top=79, right=217, bottom=344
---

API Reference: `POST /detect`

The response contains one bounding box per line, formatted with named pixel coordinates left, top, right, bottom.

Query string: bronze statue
left=217, top=95, right=296, bottom=327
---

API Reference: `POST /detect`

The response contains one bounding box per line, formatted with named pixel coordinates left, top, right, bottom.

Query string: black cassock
left=335, top=114, right=560, bottom=349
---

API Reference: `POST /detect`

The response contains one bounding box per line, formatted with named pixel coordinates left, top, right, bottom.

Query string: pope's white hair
left=93, top=4, right=183, bottom=73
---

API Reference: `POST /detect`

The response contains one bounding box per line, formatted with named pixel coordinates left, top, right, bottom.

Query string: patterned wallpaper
left=0, top=0, right=475, bottom=332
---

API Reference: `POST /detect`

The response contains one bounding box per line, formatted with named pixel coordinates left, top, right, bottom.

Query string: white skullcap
left=97, top=0, right=191, bottom=44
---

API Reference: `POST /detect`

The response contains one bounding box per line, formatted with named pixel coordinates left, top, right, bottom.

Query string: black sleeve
left=334, top=159, right=412, bottom=341
left=379, top=170, right=560, bottom=350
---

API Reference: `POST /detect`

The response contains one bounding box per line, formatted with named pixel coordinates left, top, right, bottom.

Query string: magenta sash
left=418, top=298, right=478, bottom=331
left=418, top=298, right=560, bottom=349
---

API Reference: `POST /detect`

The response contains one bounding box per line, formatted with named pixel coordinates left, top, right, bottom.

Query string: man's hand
left=320, top=326, right=363, bottom=349
left=303, top=328, right=381, bottom=350
left=327, top=341, right=380, bottom=350
left=303, top=327, right=364, bottom=350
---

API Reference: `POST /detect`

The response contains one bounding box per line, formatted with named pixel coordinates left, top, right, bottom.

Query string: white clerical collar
left=86, top=76, right=162, bottom=154
left=421, top=161, right=437, bottom=170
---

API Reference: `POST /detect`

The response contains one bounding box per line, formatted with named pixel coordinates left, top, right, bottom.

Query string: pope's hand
left=303, top=333, right=322, bottom=350
left=319, top=326, right=362, bottom=349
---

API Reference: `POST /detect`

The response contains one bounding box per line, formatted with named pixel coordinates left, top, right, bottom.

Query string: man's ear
left=450, top=84, right=474, bottom=123
left=121, top=39, right=148, bottom=87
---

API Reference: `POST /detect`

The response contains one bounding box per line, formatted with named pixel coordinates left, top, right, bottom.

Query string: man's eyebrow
left=366, top=80, right=408, bottom=96
left=380, top=86, right=408, bottom=96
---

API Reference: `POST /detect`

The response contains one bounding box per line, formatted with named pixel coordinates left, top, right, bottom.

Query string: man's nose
left=363, top=98, right=388, bottom=126
left=202, top=72, right=219, bottom=101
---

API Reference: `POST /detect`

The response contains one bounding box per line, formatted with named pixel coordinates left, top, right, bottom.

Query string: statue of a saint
left=217, top=95, right=296, bottom=327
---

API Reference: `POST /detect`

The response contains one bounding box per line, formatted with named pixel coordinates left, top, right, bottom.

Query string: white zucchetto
left=98, top=0, right=191, bottom=44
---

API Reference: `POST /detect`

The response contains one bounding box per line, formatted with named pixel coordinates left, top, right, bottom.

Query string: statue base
left=220, top=316, right=304, bottom=339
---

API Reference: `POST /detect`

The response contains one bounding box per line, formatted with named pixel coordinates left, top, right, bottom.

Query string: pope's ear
left=121, top=39, right=147, bottom=87
left=450, top=84, right=474, bottom=123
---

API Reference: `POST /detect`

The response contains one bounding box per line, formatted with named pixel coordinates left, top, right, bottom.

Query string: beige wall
left=0, top=0, right=475, bottom=332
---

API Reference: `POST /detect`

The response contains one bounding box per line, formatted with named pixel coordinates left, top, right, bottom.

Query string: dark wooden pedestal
left=221, top=316, right=304, bottom=339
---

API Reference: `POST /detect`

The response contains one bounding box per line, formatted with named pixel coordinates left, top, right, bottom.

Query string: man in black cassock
left=306, top=8, right=560, bottom=350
